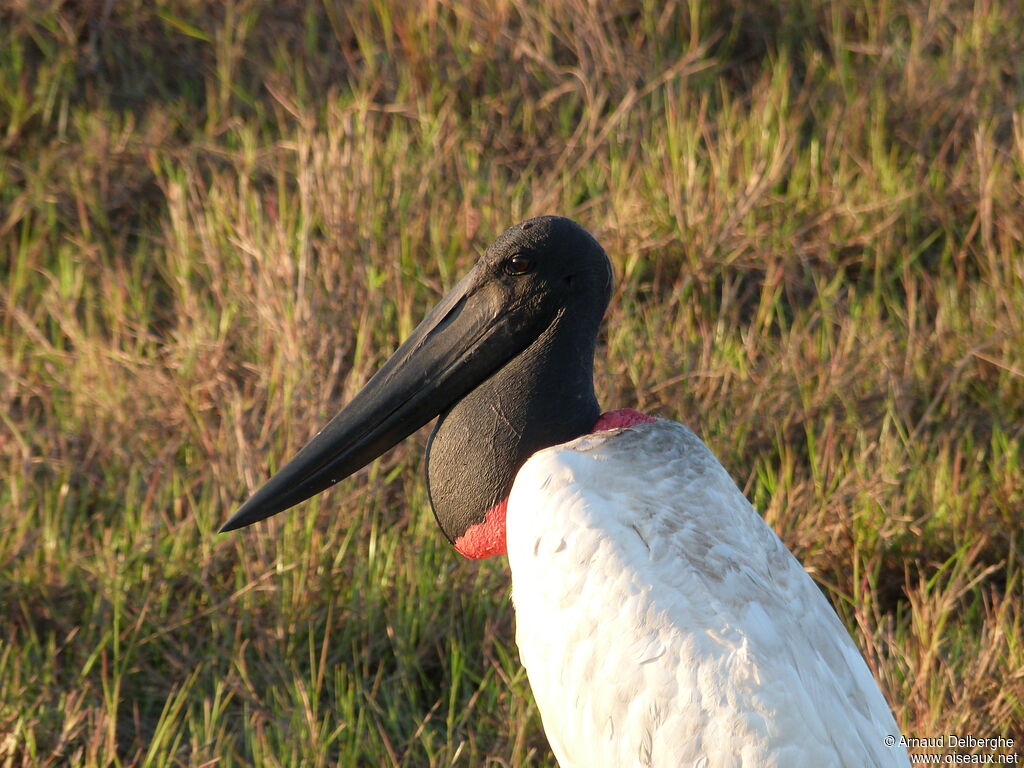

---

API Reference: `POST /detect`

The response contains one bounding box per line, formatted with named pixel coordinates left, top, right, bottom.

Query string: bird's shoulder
left=513, top=419, right=798, bottom=596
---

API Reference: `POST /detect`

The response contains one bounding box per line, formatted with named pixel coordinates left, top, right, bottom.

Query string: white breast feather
left=506, top=420, right=909, bottom=768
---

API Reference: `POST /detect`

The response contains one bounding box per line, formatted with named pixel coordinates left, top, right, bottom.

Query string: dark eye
left=505, top=254, right=535, bottom=276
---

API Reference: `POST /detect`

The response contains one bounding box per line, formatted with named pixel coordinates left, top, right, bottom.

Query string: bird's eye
left=505, top=254, right=535, bottom=276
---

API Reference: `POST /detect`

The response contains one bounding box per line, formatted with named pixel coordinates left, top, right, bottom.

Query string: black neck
left=425, top=309, right=601, bottom=543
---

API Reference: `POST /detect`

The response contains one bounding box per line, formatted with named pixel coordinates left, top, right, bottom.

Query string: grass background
left=2, top=0, right=1023, bottom=765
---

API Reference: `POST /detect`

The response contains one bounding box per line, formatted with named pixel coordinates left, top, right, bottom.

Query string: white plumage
left=507, top=419, right=909, bottom=768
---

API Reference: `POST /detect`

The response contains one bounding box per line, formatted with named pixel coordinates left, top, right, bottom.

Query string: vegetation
left=2, top=0, right=1022, bottom=764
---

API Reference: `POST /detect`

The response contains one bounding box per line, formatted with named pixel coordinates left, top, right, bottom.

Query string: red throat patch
left=453, top=408, right=654, bottom=560
left=590, top=408, right=657, bottom=431
left=454, top=499, right=508, bottom=560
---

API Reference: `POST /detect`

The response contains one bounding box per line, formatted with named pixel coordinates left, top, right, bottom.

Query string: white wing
left=506, top=420, right=909, bottom=768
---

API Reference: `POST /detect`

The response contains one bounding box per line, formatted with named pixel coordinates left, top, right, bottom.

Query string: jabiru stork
left=221, top=216, right=910, bottom=767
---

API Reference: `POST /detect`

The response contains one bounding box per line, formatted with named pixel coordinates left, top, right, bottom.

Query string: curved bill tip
left=218, top=443, right=340, bottom=533
left=218, top=479, right=289, bottom=532
left=218, top=509, right=251, bottom=533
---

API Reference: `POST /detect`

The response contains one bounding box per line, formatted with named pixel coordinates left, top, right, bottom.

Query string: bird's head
left=221, top=216, right=612, bottom=557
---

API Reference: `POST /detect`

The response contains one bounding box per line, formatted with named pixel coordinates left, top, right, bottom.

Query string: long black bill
left=220, top=269, right=546, bottom=532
